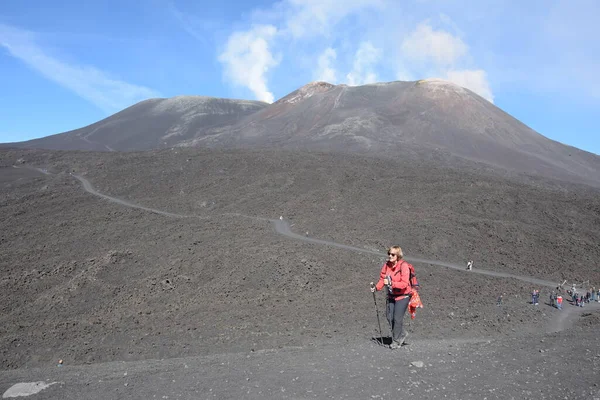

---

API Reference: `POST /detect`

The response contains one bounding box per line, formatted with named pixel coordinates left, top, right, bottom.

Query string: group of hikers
left=566, top=286, right=599, bottom=307
left=532, top=285, right=599, bottom=310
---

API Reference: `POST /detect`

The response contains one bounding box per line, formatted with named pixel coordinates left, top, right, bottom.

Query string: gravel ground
left=1, top=148, right=599, bottom=398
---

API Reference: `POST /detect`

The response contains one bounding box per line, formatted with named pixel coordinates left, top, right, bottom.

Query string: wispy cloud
left=399, top=21, right=494, bottom=102
left=167, top=1, right=221, bottom=46
left=281, top=0, right=384, bottom=39
left=314, top=47, right=337, bottom=83
left=168, top=2, right=206, bottom=43
left=0, top=23, right=159, bottom=112
left=218, top=25, right=279, bottom=103
left=445, top=69, right=494, bottom=102
left=217, top=0, right=496, bottom=102
left=218, top=0, right=382, bottom=100
left=346, top=41, right=381, bottom=86
left=401, top=22, right=468, bottom=67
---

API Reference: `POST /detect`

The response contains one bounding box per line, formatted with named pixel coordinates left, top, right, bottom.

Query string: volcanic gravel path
left=61, top=167, right=560, bottom=288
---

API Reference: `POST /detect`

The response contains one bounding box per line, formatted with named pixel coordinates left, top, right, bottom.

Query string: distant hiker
left=466, top=260, right=473, bottom=271
left=557, top=280, right=566, bottom=294
left=531, top=290, right=539, bottom=305
left=372, top=246, right=414, bottom=349
left=557, top=295, right=563, bottom=310
left=497, top=295, right=503, bottom=306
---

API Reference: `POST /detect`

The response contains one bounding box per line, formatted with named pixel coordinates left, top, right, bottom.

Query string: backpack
left=399, top=260, right=419, bottom=290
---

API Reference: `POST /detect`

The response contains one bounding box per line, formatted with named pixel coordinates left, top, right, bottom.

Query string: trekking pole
left=370, top=282, right=383, bottom=344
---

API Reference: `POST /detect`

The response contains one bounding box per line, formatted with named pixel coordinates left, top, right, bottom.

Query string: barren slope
left=3, top=80, right=598, bottom=187
left=1, top=148, right=599, bottom=371
left=190, top=80, right=600, bottom=186
left=1, top=96, right=267, bottom=152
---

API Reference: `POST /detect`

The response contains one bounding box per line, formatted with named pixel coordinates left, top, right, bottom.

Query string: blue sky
left=1, top=0, right=598, bottom=155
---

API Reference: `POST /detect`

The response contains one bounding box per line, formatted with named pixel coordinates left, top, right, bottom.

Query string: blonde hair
left=388, top=246, right=403, bottom=259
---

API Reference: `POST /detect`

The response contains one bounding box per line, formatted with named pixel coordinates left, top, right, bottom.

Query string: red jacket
left=376, top=259, right=412, bottom=300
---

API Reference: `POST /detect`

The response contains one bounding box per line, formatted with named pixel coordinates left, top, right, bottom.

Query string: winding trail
left=79, top=127, right=116, bottom=152
left=72, top=174, right=189, bottom=219
left=23, top=165, right=600, bottom=332
left=12, top=165, right=566, bottom=289
left=66, top=170, right=560, bottom=288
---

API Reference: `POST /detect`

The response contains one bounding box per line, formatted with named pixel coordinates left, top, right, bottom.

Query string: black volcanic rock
left=1, top=96, right=267, bottom=152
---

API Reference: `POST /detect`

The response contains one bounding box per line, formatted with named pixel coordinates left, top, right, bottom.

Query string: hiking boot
left=389, top=340, right=402, bottom=350
left=398, top=331, right=409, bottom=345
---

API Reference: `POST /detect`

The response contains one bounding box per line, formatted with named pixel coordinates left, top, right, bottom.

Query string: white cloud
left=218, top=4, right=495, bottom=102
left=282, top=0, right=382, bottom=39
left=314, top=47, right=337, bottom=83
left=401, top=22, right=468, bottom=66
left=445, top=69, right=494, bottom=103
left=168, top=2, right=205, bottom=43
left=395, top=66, right=414, bottom=82
left=218, top=25, right=279, bottom=103
left=346, top=41, right=381, bottom=86
left=398, top=21, right=494, bottom=102
left=0, top=23, right=159, bottom=112
left=218, top=0, right=381, bottom=98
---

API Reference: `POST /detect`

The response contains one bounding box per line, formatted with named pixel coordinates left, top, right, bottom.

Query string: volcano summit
left=3, top=80, right=599, bottom=186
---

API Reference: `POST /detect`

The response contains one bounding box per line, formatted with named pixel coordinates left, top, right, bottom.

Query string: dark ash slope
left=1, top=147, right=599, bottom=370
left=1, top=96, right=267, bottom=152
left=193, top=80, right=600, bottom=186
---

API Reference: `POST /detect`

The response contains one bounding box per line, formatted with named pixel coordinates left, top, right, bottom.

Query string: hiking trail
left=15, top=165, right=597, bottom=336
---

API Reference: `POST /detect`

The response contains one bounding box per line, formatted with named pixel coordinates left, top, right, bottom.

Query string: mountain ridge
left=2, top=96, right=268, bottom=152
left=2, top=80, right=599, bottom=186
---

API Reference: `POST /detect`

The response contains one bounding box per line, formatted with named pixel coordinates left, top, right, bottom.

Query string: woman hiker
left=370, top=246, right=414, bottom=349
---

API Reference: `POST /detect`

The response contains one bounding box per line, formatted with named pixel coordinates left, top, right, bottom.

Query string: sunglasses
left=388, top=253, right=398, bottom=257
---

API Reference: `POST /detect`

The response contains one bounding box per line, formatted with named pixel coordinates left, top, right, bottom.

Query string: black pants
left=386, top=296, right=410, bottom=341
